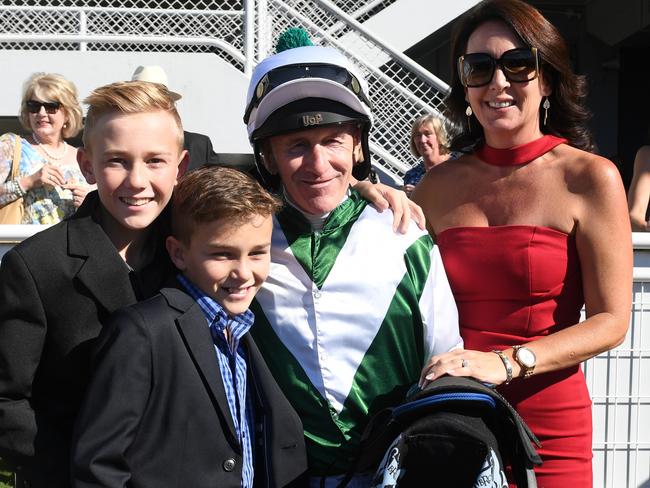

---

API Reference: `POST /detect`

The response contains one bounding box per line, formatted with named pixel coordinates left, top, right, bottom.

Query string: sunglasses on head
left=458, top=47, right=539, bottom=88
left=243, top=63, right=370, bottom=123
left=26, top=100, right=62, bottom=114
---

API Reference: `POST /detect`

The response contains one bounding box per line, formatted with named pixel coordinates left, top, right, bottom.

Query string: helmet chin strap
left=253, top=141, right=281, bottom=191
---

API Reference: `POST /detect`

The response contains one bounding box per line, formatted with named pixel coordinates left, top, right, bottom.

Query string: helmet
left=244, top=45, right=373, bottom=185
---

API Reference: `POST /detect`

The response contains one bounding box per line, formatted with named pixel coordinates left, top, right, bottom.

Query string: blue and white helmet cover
left=244, top=45, right=373, bottom=141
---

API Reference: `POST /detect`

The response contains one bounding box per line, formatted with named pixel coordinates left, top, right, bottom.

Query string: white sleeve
left=419, top=244, right=463, bottom=361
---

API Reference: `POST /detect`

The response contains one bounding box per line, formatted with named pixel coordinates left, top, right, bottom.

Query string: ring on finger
left=461, top=358, right=469, bottom=368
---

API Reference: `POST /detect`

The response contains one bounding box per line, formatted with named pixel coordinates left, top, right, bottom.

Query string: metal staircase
left=0, top=0, right=449, bottom=183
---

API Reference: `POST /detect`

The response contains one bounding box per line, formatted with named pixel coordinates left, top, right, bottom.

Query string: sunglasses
left=458, top=47, right=539, bottom=88
left=26, top=100, right=62, bottom=114
left=243, top=63, right=370, bottom=123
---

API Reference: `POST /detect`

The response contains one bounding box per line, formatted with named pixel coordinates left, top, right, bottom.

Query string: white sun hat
left=130, top=65, right=182, bottom=101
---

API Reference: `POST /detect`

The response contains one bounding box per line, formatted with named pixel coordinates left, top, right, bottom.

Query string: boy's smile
left=167, top=214, right=273, bottom=316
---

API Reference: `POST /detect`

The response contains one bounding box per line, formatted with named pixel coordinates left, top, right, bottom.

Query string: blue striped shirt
left=177, top=274, right=255, bottom=488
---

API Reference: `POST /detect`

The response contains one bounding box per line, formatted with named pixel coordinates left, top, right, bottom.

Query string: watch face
left=516, top=347, right=536, bottom=368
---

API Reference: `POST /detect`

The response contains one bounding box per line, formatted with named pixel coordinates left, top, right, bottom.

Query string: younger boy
left=71, top=166, right=307, bottom=488
left=0, top=81, right=186, bottom=487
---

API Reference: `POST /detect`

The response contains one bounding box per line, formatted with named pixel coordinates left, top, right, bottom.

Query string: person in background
left=627, top=143, right=650, bottom=231
left=413, top=0, right=631, bottom=486
left=71, top=166, right=306, bottom=488
left=402, top=113, right=451, bottom=197
left=0, top=73, right=91, bottom=223
left=130, top=65, right=221, bottom=171
left=0, top=81, right=184, bottom=487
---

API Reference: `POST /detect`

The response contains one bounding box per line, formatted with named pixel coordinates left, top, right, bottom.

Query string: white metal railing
left=0, top=0, right=448, bottom=182
left=586, top=233, right=650, bottom=487
left=1, top=225, right=649, bottom=487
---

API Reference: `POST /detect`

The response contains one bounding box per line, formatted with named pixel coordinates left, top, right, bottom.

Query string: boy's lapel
left=67, top=212, right=137, bottom=314
left=162, top=288, right=240, bottom=445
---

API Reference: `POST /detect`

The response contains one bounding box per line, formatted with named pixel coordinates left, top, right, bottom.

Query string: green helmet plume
left=275, top=27, right=313, bottom=53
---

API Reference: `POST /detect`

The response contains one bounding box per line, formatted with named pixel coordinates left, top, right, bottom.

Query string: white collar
left=283, top=188, right=351, bottom=232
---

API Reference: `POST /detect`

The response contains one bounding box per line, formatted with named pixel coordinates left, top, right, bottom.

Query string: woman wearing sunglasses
left=413, top=0, right=631, bottom=486
left=0, top=72, right=90, bottom=224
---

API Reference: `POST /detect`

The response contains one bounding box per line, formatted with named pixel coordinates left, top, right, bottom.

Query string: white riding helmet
left=243, top=45, right=373, bottom=184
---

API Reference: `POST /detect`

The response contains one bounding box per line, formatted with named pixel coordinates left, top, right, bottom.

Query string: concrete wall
left=0, top=50, right=252, bottom=155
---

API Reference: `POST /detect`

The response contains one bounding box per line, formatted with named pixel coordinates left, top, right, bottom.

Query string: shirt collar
left=176, top=274, right=255, bottom=340
left=282, top=187, right=351, bottom=232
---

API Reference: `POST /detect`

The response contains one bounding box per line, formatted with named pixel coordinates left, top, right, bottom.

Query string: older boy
left=244, top=44, right=462, bottom=486
left=71, top=166, right=306, bottom=488
left=0, top=81, right=186, bottom=487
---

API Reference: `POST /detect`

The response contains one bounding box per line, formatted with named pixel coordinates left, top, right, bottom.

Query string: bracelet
left=492, top=350, right=513, bottom=385
left=13, top=179, right=26, bottom=197
left=2, top=180, right=25, bottom=198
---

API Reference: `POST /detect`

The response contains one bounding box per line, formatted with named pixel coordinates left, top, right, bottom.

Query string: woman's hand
left=22, top=164, right=66, bottom=190
left=63, top=183, right=90, bottom=208
left=419, top=348, right=512, bottom=389
left=353, top=180, right=425, bottom=233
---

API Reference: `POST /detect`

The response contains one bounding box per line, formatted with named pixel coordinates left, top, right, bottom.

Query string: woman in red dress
left=413, top=1, right=631, bottom=486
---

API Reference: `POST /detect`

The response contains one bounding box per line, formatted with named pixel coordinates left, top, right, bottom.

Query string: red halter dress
left=436, top=135, right=592, bottom=487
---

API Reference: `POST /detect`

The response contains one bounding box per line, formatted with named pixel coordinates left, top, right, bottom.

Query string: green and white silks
left=251, top=190, right=461, bottom=475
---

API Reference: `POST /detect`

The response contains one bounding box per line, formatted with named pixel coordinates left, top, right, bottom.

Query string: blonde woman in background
left=0, top=73, right=91, bottom=224
left=402, top=114, right=451, bottom=197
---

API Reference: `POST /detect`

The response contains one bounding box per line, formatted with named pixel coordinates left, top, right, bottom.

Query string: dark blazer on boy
left=71, top=286, right=307, bottom=488
left=0, top=191, right=174, bottom=488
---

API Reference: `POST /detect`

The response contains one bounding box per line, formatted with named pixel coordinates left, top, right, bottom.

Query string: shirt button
left=313, top=291, right=322, bottom=299
left=223, top=458, right=236, bottom=472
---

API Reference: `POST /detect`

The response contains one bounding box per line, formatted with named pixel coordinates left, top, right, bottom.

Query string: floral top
left=0, top=132, right=90, bottom=224
left=402, top=161, right=427, bottom=187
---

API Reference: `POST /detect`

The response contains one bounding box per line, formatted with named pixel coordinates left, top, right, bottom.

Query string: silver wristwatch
left=513, top=345, right=536, bottom=378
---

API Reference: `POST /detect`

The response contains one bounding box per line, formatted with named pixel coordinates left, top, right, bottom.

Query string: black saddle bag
left=342, top=376, right=542, bottom=488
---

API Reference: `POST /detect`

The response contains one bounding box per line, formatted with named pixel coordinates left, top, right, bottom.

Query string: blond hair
left=409, top=114, right=450, bottom=157
left=82, top=81, right=184, bottom=150
left=171, top=166, right=282, bottom=245
left=19, top=73, right=83, bottom=139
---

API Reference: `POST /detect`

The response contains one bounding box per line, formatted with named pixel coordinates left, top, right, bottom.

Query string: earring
left=543, top=97, right=550, bottom=126
left=465, top=105, right=473, bottom=128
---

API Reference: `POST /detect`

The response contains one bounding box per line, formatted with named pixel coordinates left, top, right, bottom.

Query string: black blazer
left=0, top=192, right=173, bottom=487
left=184, top=130, right=220, bottom=171
left=71, top=287, right=307, bottom=488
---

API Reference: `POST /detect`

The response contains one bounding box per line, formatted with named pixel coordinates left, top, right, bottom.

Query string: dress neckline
left=437, top=225, right=571, bottom=240
left=476, top=134, right=567, bottom=167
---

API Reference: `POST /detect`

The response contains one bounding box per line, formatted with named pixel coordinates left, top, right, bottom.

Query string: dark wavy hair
left=446, top=0, right=594, bottom=153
